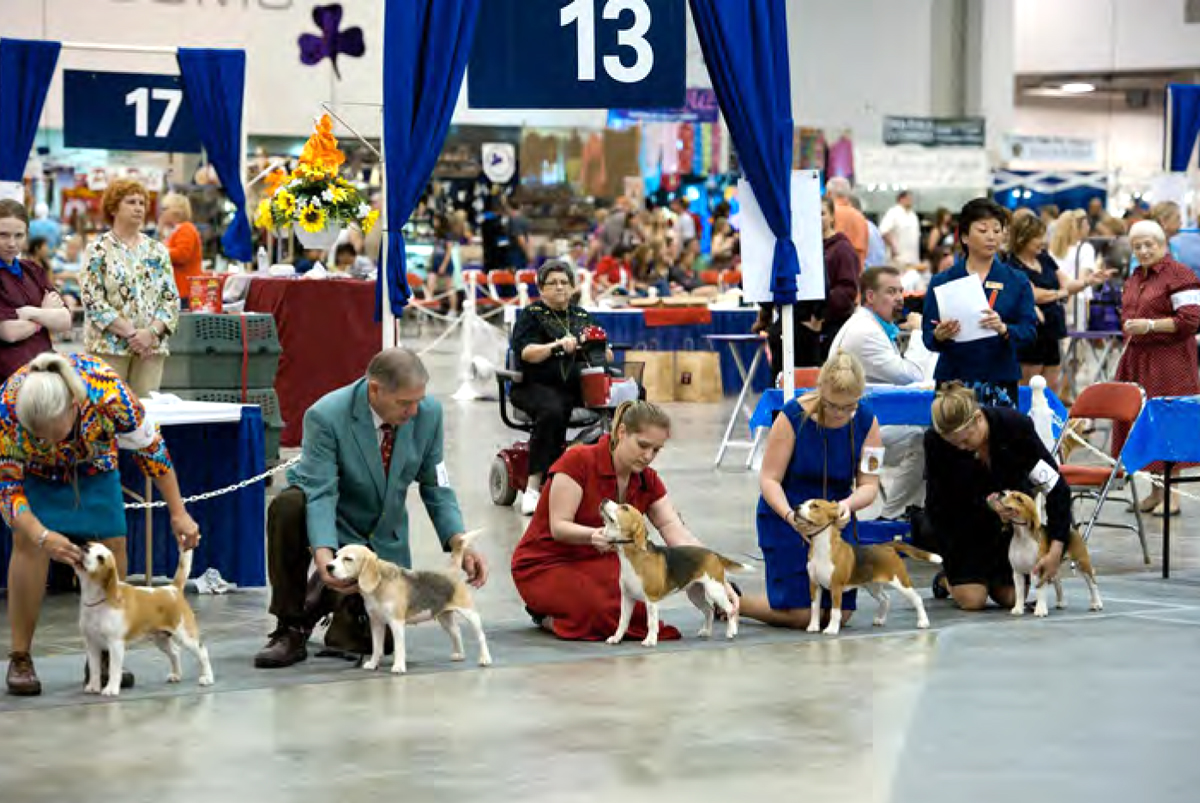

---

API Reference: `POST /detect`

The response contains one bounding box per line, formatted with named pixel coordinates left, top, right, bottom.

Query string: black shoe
left=254, top=627, right=309, bottom=669
left=932, top=570, right=950, bottom=600
left=83, top=652, right=135, bottom=689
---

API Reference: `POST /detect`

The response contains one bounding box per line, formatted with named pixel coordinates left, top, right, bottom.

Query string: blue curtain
left=177, top=48, right=252, bottom=262
left=381, top=0, right=480, bottom=316
left=1166, top=84, right=1200, bottom=172
left=0, top=39, right=61, bottom=184
left=689, top=0, right=797, bottom=304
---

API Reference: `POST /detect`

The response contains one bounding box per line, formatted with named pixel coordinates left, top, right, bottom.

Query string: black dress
left=923, top=407, right=1072, bottom=588
left=1009, top=251, right=1067, bottom=367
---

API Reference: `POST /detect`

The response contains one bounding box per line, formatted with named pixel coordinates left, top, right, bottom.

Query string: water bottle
left=256, top=246, right=269, bottom=273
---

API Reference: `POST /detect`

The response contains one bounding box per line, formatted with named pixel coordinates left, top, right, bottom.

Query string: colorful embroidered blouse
left=0, top=353, right=173, bottom=525
left=81, top=231, right=180, bottom=356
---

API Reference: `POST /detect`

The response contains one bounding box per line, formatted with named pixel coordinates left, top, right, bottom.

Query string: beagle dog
left=75, top=542, right=214, bottom=697
left=325, top=531, right=491, bottom=674
left=600, top=500, right=751, bottom=647
left=793, top=499, right=942, bottom=635
left=987, top=490, right=1103, bottom=617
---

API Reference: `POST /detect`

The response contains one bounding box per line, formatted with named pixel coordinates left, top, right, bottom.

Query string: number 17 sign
left=63, top=70, right=202, bottom=154
left=469, top=0, right=686, bottom=110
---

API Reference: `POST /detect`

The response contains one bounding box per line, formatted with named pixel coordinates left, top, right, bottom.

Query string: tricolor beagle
left=793, top=499, right=942, bottom=635
left=75, top=543, right=214, bottom=697
left=600, top=500, right=751, bottom=647
left=325, top=531, right=492, bottom=674
left=987, top=490, right=1103, bottom=617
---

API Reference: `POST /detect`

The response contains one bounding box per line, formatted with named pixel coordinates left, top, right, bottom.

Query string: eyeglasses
left=822, top=399, right=858, bottom=416
left=542, top=280, right=573, bottom=288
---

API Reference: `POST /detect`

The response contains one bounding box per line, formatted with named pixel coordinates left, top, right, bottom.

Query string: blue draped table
left=588, top=308, right=770, bottom=395
left=1120, top=395, right=1200, bottom=579
left=0, top=405, right=266, bottom=590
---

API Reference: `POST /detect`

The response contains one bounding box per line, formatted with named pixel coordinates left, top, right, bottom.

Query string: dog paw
left=1090, top=602, right=1104, bottom=611
left=83, top=682, right=101, bottom=695
left=805, top=623, right=821, bottom=634
left=873, top=617, right=886, bottom=627
left=1033, top=605, right=1049, bottom=618
left=640, top=636, right=658, bottom=647
left=390, top=665, right=407, bottom=675
left=166, top=673, right=181, bottom=684
left=822, top=626, right=840, bottom=636
left=361, top=659, right=379, bottom=671
left=450, top=652, right=465, bottom=662
left=1010, top=607, right=1025, bottom=617
left=605, top=635, right=622, bottom=645
left=917, top=619, right=930, bottom=629
left=478, top=654, right=493, bottom=667
left=100, top=686, right=120, bottom=698
left=1056, top=601, right=1068, bottom=610
left=198, top=675, right=214, bottom=687
left=697, top=628, right=712, bottom=639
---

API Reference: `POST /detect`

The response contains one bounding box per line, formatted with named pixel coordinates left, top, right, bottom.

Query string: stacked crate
left=161, top=313, right=284, bottom=463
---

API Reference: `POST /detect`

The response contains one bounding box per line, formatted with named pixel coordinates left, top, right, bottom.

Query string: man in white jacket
left=829, top=266, right=932, bottom=519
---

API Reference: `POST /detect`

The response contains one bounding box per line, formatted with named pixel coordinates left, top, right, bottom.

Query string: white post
left=380, top=106, right=397, bottom=349
left=781, top=303, right=796, bottom=398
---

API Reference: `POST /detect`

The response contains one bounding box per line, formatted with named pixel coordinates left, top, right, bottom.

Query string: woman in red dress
left=512, top=400, right=738, bottom=641
left=1114, top=220, right=1200, bottom=515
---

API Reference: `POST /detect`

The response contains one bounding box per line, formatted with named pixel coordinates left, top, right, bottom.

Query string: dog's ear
left=357, top=552, right=381, bottom=594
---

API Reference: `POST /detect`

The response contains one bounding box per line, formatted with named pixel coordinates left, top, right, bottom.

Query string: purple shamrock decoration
left=298, top=3, right=365, bottom=80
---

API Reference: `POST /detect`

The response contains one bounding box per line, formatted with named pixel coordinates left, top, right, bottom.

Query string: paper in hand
left=933, top=275, right=998, bottom=343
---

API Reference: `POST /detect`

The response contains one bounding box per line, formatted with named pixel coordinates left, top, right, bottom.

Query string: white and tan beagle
left=325, top=532, right=491, bottom=674
left=75, top=542, right=214, bottom=697
left=794, top=499, right=942, bottom=635
left=987, top=490, right=1102, bottom=617
left=600, top=500, right=751, bottom=647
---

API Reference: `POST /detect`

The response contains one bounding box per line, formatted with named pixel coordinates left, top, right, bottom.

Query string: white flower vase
left=294, top=222, right=342, bottom=250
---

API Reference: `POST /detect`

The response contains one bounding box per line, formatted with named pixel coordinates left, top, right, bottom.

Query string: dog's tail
left=890, top=542, right=943, bottom=565
left=172, top=548, right=194, bottom=591
left=449, top=529, right=485, bottom=573
left=717, top=554, right=756, bottom=574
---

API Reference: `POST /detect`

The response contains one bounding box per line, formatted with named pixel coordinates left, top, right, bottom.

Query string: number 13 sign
left=469, top=0, right=686, bottom=110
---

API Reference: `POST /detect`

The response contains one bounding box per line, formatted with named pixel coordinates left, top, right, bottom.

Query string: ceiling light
left=1061, top=82, right=1095, bottom=94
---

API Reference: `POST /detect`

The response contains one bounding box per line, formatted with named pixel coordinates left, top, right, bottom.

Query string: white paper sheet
left=932, top=274, right=997, bottom=343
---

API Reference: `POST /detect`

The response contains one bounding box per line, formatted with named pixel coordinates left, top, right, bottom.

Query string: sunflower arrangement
left=254, top=114, right=380, bottom=237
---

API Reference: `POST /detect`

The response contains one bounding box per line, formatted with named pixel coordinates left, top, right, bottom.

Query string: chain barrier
left=122, top=455, right=301, bottom=510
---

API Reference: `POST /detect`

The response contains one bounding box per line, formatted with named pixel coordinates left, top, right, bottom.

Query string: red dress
left=511, top=435, right=681, bottom=642
left=1113, top=256, right=1200, bottom=470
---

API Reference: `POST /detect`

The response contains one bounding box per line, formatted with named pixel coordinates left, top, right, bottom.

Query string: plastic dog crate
left=161, top=313, right=281, bottom=390
left=167, top=387, right=284, bottom=463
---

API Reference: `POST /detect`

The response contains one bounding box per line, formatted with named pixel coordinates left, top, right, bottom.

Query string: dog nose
left=325, top=563, right=335, bottom=573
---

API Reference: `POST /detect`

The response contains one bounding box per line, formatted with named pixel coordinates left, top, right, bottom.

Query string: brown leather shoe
left=254, top=626, right=309, bottom=668
left=7, top=651, right=41, bottom=696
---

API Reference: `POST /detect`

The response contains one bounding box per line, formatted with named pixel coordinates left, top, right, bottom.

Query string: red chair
left=719, top=269, right=743, bottom=291
left=1055, top=381, right=1149, bottom=564
left=516, top=268, right=539, bottom=300
left=699, top=269, right=721, bottom=287
left=777, top=366, right=821, bottom=389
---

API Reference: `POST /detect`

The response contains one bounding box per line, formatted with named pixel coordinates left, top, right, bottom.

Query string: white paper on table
left=933, top=274, right=996, bottom=343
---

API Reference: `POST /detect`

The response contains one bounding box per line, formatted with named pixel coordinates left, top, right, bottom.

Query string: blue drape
left=381, top=0, right=480, bottom=316
left=177, top=48, right=252, bottom=262
left=689, top=0, right=797, bottom=304
left=1165, top=84, right=1200, bottom=172
left=0, top=39, right=60, bottom=183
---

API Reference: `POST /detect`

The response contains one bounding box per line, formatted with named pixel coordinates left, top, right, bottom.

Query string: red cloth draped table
left=244, top=277, right=381, bottom=447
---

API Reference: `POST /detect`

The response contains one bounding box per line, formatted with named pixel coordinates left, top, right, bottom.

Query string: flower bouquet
left=253, top=114, right=379, bottom=249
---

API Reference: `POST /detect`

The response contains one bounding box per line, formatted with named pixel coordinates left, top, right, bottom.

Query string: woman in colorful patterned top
left=81, top=179, right=180, bottom=397
left=3, top=353, right=200, bottom=697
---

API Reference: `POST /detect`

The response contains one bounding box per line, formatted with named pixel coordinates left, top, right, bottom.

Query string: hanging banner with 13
left=469, top=0, right=686, bottom=109
left=63, top=70, right=202, bottom=154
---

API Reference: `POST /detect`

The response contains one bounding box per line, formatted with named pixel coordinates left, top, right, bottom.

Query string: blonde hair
left=931, top=381, right=980, bottom=435
left=160, top=192, right=193, bottom=222
left=1048, top=209, right=1087, bottom=259
left=16, top=353, right=88, bottom=432
left=610, top=400, right=670, bottom=452
left=803, top=351, right=865, bottom=425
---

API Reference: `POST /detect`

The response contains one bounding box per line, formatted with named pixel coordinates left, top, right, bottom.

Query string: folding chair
left=402, top=272, right=443, bottom=337
left=719, top=269, right=743, bottom=292
left=699, top=269, right=721, bottom=288
left=1054, top=381, right=1150, bottom=565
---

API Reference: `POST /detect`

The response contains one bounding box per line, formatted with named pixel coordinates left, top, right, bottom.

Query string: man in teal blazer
left=255, top=348, right=487, bottom=668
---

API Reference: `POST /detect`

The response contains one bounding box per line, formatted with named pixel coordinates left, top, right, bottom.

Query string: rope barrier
left=1055, top=415, right=1200, bottom=503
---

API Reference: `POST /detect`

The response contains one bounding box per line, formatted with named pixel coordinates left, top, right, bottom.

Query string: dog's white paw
left=697, top=627, right=712, bottom=639
left=1010, top=606, right=1025, bottom=617
left=640, top=636, right=658, bottom=647
left=100, top=685, right=120, bottom=698
left=1090, top=601, right=1104, bottom=612
left=806, top=622, right=821, bottom=634
left=822, top=625, right=840, bottom=636
left=198, top=674, right=214, bottom=687
left=873, top=617, right=886, bottom=627
left=84, top=680, right=101, bottom=694
left=1056, top=600, right=1068, bottom=610
left=917, top=619, right=930, bottom=629
left=450, top=652, right=465, bottom=662
left=1033, top=603, right=1049, bottom=618
left=166, top=672, right=181, bottom=684
left=478, top=653, right=493, bottom=667
left=390, top=664, right=407, bottom=675
left=361, top=659, right=379, bottom=671
left=605, top=635, right=622, bottom=645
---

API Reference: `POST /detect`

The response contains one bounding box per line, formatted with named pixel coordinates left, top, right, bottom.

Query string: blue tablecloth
left=749, top=385, right=1068, bottom=434
left=590, top=308, right=770, bottom=395
left=1121, top=396, right=1200, bottom=473
left=0, top=407, right=266, bottom=589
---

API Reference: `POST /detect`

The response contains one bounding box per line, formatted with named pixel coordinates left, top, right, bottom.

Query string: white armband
left=1171, top=289, right=1200, bottom=310
left=117, top=417, right=158, bottom=450
left=435, top=461, right=451, bottom=488
left=1028, top=459, right=1060, bottom=493
left=860, top=446, right=885, bottom=476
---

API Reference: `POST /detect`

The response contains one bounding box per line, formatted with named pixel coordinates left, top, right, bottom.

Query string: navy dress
left=756, top=399, right=874, bottom=611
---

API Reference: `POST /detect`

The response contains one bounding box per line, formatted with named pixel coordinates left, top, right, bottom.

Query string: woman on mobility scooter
left=509, top=260, right=614, bottom=515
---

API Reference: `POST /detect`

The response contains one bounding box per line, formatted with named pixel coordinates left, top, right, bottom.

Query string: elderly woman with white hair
left=1113, top=219, right=1200, bottom=516
left=2, top=352, right=200, bottom=697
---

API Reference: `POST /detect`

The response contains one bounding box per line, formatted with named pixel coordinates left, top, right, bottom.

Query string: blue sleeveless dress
left=756, top=399, right=874, bottom=611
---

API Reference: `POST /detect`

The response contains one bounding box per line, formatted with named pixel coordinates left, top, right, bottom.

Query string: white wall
left=1016, top=0, right=1200, bottom=73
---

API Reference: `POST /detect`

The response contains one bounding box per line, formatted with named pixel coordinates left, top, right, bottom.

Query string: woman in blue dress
left=740, top=351, right=883, bottom=630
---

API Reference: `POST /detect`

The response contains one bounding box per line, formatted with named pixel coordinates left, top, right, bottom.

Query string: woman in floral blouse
left=81, top=179, right=180, bottom=397
left=2, top=353, right=201, bottom=696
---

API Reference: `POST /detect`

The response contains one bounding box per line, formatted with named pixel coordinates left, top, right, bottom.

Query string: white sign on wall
left=857, top=145, right=990, bottom=192
left=738, top=170, right=825, bottom=304
left=1002, top=134, right=1098, bottom=165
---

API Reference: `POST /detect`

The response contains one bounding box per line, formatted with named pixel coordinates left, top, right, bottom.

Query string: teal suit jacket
left=286, top=379, right=464, bottom=567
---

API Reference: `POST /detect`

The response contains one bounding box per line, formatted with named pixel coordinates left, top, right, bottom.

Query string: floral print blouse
left=0, top=353, right=173, bottom=525
left=81, top=231, right=180, bottom=356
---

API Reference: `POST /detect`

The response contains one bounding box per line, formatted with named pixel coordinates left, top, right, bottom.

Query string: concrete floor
left=2, top=332, right=1199, bottom=802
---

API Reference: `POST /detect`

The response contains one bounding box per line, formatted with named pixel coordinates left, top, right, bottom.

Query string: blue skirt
left=757, top=509, right=858, bottom=612
left=24, top=470, right=126, bottom=542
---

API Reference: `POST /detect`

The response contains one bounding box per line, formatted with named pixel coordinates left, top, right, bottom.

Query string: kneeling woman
left=512, top=400, right=737, bottom=641
left=3, top=353, right=201, bottom=696
left=740, top=352, right=884, bottom=630
left=925, top=383, right=1072, bottom=610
